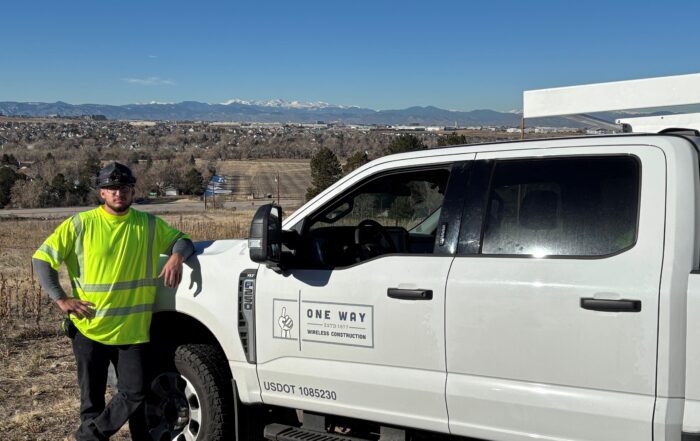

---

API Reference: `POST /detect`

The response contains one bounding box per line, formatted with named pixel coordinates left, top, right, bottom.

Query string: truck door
left=445, top=146, right=664, bottom=441
left=254, top=160, right=471, bottom=433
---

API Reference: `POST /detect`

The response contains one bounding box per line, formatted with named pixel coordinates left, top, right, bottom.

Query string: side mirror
left=249, top=204, right=283, bottom=269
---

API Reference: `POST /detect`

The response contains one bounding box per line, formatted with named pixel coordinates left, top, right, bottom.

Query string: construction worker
left=32, top=162, right=195, bottom=441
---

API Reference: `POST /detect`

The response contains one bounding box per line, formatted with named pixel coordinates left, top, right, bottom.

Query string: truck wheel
left=135, top=344, right=233, bottom=441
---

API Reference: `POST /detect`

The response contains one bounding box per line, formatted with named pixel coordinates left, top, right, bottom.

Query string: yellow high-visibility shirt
left=33, top=206, right=189, bottom=345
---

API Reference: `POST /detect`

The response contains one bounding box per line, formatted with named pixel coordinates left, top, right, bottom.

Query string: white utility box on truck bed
left=140, top=74, right=700, bottom=441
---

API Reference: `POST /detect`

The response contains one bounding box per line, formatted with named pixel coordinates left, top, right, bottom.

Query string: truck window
left=481, top=156, right=639, bottom=257
left=303, top=167, right=450, bottom=267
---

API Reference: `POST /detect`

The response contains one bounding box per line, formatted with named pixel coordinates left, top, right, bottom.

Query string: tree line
left=305, top=133, right=460, bottom=200
left=0, top=125, right=502, bottom=209
left=0, top=151, right=207, bottom=209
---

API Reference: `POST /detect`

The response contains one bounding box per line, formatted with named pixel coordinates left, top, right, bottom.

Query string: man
left=32, top=162, right=195, bottom=441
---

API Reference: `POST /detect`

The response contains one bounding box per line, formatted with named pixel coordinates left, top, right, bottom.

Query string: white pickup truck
left=140, top=74, right=700, bottom=441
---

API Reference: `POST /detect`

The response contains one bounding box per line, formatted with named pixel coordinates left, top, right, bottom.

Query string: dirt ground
left=0, top=323, right=130, bottom=440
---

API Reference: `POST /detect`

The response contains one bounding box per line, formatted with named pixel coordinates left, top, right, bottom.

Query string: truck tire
left=132, top=343, right=234, bottom=441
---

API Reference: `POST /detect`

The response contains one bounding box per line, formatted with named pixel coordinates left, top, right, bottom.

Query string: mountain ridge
left=0, top=100, right=661, bottom=128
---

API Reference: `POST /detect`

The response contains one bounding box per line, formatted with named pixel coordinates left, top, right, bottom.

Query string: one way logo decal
left=301, top=300, right=374, bottom=348
left=272, top=299, right=374, bottom=348
left=273, top=299, right=298, bottom=340
left=277, top=307, right=294, bottom=338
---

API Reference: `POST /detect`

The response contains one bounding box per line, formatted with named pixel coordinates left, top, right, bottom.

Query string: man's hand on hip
left=56, top=298, right=95, bottom=319
left=159, top=253, right=185, bottom=288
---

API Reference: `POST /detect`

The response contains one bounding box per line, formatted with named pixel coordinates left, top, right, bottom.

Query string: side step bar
left=264, top=424, right=369, bottom=441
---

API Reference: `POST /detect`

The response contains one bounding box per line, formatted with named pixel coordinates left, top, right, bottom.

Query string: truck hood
left=193, top=238, right=250, bottom=257
left=154, top=238, right=258, bottom=310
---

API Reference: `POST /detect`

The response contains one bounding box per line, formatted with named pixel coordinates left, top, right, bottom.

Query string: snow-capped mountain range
left=219, top=99, right=352, bottom=109
left=0, top=99, right=672, bottom=128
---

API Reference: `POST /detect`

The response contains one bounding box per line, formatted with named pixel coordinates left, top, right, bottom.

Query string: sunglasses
left=102, top=185, right=134, bottom=193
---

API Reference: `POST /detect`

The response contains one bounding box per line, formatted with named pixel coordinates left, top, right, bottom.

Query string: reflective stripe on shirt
left=93, top=303, right=153, bottom=318
left=37, top=244, right=61, bottom=264
left=81, top=278, right=160, bottom=292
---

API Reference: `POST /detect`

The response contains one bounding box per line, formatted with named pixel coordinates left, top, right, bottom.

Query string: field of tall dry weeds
left=0, top=207, right=255, bottom=440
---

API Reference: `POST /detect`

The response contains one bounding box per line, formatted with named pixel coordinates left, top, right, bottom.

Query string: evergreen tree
left=68, top=176, right=93, bottom=205
left=386, top=134, right=426, bottom=155
left=184, top=168, right=204, bottom=195
left=388, top=196, right=414, bottom=226
left=80, top=152, right=102, bottom=180
left=343, top=151, right=370, bottom=175
left=0, top=167, right=21, bottom=208
left=306, top=147, right=342, bottom=201
left=1, top=153, right=18, bottom=167
left=437, top=132, right=468, bottom=147
left=50, top=173, right=68, bottom=203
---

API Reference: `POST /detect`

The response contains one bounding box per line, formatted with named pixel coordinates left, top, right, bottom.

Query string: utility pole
left=275, top=172, right=280, bottom=205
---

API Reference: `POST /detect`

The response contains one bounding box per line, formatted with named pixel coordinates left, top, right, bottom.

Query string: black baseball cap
left=97, top=162, right=136, bottom=188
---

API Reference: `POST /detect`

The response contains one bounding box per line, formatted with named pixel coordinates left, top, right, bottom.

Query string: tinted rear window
left=481, top=156, right=640, bottom=257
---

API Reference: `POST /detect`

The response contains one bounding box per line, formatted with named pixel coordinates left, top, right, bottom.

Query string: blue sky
left=3, top=0, right=700, bottom=111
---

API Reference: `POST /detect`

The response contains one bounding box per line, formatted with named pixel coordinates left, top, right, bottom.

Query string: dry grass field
left=0, top=208, right=256, bottom=440
left=205, top=159, right=311, bottom=199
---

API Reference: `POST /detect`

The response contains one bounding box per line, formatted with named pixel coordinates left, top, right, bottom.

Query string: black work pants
left=71, top=330, right=147, bottom=441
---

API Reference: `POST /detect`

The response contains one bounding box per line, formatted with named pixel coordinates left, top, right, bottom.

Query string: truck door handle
left=387, top=288, right=433, bottom=300
left=580, top=298, right=641, bottom=312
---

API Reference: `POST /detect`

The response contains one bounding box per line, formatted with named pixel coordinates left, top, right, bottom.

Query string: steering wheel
left=354, top=219, right=397, bottom=260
